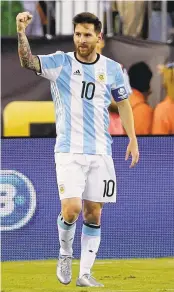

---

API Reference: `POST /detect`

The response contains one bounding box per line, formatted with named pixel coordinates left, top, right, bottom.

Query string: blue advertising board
left=1, top=137, right=174, bottom=261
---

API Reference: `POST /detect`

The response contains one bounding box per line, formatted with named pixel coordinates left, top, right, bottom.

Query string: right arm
left=16, top=12, right=41, bottom=73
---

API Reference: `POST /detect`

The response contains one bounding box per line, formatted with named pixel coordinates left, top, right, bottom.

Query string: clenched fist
left=16, top=12, right=33, bottom=33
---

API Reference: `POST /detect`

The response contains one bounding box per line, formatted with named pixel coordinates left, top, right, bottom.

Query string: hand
left=16, top=12, right=33, bottom=33
left=125, top=138, right=139, bottom=168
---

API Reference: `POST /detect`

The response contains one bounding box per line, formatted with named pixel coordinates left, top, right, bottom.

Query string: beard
left=75, top=44, right=96, bottom=57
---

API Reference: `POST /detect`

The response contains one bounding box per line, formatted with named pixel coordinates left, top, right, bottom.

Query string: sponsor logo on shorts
left=59, top=184, right=65, bottom=194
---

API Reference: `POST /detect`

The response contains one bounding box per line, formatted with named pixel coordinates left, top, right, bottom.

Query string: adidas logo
left=73, top=69, right=81, bottom=76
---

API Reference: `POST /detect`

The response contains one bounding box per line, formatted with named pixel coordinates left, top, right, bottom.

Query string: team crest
left=59, top=184, right=65, bottom=194
left=97, top=73, right=106, bottom=83
left=96, top=69, right=106, bottom=83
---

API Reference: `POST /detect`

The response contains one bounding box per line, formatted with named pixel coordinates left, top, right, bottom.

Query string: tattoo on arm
left=18, top=32, right=41, bottom=73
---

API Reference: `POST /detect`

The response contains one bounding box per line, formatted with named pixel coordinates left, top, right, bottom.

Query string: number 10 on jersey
left=81, top=81, right=95, bottom=100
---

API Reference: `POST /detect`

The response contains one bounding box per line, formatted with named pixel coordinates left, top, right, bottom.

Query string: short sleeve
left=111, top=64, right=129, bottom=102
left=123, top=68, right=132, bottom=96
left=37, top=51, right=65, bottom=81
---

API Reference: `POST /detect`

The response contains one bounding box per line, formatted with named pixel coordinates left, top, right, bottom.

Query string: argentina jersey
left=37, top=51, right=130, bottom=155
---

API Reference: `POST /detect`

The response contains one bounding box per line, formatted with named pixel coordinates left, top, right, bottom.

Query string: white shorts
left=55, top=153, right=117, bottom=203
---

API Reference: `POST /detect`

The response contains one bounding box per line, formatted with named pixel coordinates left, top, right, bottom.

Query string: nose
left=79, top=35, right=86, bottom=44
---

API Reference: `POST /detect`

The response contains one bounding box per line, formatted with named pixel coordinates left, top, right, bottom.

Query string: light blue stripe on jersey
left=41, top=53, right=64, bottom=69
left=56, top=64, right=72, bottom=152
left=114, top=62, right=125, bottom=86
left=82, top=65, right=96, bottom=154
left=105, top=59, right=118, bottom=154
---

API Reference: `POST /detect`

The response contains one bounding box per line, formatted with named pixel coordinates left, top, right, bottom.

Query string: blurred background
left=1, top=0, right=174, bottom=137
left=1, top=1, right=174, bottom=282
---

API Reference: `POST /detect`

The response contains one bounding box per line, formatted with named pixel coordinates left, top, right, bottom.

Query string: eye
left=85, top=34, right=91, bottom=37
left=76, top=32, right=80, bottom=37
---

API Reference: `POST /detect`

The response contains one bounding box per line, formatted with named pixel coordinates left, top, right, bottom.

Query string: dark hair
left=128, top=62, right=153, bottom=93
left=73, top=12, right=102, bottom=34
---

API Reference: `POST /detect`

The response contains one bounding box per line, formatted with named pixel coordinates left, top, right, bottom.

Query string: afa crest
left=98, top=74, right=105, bottom=82
left=59, top=184, right=65, bottom=194
left=96, top=71, right=106, bottom=83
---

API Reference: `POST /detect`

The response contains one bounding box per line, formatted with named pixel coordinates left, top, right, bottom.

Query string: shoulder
left=65, top=51, right=75, bottom=58
left=53, top=51, right=75, bottom=66
left=53, top=51, right=74, bottom=59
left=100, top=55, right=122, bottom=70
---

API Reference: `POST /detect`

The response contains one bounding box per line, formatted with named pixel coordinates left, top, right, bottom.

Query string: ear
left=97, top=32, right=102, bottom=43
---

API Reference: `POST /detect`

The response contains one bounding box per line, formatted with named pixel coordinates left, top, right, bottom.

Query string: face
left=73, top=23, right=101, bottom=57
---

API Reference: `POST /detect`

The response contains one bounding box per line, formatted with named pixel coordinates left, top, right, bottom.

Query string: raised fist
left=16, top=12, right=33, bottom=33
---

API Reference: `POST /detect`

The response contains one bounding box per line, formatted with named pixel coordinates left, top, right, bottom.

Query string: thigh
left=55, top=153, right=87, bottom=200
left=83, top=155, right=117, bottom=203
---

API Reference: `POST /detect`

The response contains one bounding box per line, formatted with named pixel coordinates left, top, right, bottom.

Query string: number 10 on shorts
left=103, top=180, right=115, bottom=197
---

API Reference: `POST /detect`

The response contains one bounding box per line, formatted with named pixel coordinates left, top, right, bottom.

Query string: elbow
left=19, top=56, right=31, bottom=69
left=20, top=59, right=25, bottom=68
left=20, top=62, right=25, bottom=68
left=20, top=60, right=29, bottom=69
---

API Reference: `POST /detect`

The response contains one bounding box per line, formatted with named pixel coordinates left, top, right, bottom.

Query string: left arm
left=117, top=99, right=135, bottom=139
left=117, top=98, right=139, bottom=168
left=108, top=97, right=119, bottom=114
left=111, top=63, right=139, bottom=167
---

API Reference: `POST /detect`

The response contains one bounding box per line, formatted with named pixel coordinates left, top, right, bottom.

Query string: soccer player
left=16, top=11, right=139, bottom=287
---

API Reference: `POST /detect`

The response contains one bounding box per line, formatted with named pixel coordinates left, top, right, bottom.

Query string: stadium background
left=1, top=0, right=174, bottom=137
left=1, top=1, right=174, bottom=291
left=2, top=36, right=172, bottom=137
left=1, top=137, right=174, bottom=261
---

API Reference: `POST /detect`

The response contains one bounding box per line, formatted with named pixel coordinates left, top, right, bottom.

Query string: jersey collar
left=74, top=52, right=100, bottom=65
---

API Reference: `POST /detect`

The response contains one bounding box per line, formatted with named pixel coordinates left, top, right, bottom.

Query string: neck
left=76, top=50, right=98, bottom=63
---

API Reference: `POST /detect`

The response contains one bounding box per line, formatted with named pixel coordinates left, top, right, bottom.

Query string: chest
left=59, top=62, right=114, bottom=103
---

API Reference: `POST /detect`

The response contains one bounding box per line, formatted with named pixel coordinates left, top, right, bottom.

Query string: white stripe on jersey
left=37, top=54, right=63, bottom=82
left=70, top=61, right=84, bottom=153
left=38, top=66, right=62, bottom=82
left=51, top=81, right=64, bottom=139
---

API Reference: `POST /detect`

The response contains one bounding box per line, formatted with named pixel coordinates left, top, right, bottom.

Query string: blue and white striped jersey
left=37, top=51, right=131, bottom=155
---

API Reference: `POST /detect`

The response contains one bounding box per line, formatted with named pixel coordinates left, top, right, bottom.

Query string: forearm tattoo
left=17, top=32, right=40, bottom=72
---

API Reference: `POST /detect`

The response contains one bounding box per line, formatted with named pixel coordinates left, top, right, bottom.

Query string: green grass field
left=2, top=258, right=174, bottom=292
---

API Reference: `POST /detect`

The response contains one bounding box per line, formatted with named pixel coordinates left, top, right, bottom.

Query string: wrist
left=129, top=136, right=137, bottom=141
left=17, top=31, right=25, bottom=34
left=17, top=28, right=25, bottom=34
